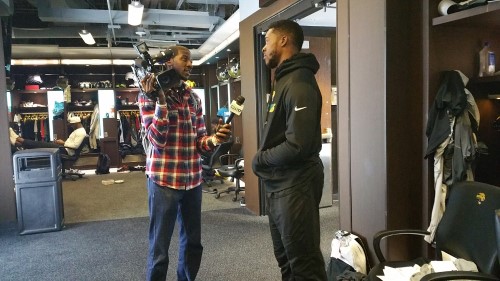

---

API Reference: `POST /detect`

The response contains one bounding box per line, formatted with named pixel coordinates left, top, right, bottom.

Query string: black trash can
left=13, top=148, right=64, bottom=235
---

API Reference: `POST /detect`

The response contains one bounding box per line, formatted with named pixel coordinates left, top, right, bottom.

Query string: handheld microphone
left=225, top=96, right=245, bottom=124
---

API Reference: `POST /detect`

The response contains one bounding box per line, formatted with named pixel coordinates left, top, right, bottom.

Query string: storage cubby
left=8, top=63, right=213, bottom=169
left=467, top=78, right=500, bottom=185
left=428, top=0, right=500, bottom=186
left=115, top=88, right=140, bottom=111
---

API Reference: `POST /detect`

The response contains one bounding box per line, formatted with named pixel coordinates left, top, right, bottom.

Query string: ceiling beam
left=12, top=26, right=211, bottom=40
left=186, top=0, right=238, bottom=4
left=36, top=6, right=223, bottom=29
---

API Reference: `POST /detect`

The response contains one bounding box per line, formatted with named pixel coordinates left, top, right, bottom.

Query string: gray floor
left=1, top=171, right=340, bottom=281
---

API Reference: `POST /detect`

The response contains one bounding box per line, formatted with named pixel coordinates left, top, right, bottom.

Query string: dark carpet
left=0, top=171, right=340, bottom=281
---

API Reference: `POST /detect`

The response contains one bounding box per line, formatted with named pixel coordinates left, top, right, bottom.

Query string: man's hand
left=140, top=73, right=156, bottom=94
left=212, top=118, right=231, bottom=145
left=140, top=73, right=165, bottom=104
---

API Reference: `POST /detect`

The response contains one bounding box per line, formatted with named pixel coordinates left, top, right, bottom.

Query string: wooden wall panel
left=305, top=36, right=332, bottom=134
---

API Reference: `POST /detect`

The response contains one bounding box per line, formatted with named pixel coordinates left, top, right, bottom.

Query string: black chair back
left=61, top=136, right=89, bottom=163
left=71, top=136, right=89, bottom=159
left=496, top=209, right=500, bottom=266
left=435, top=181, right=500, bottom=276
left=205, top=140, right=233, bottom=168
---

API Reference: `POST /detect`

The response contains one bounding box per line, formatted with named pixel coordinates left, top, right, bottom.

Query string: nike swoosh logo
left=294, top=106, right=307, bottom=111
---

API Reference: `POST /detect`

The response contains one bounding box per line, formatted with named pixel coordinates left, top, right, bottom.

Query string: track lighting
left=128, top=1, right=144, bottom=26
left=79, top=30, right=95, bottom=45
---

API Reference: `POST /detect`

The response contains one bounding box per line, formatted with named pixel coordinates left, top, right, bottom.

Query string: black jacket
left=252, top=53, right=323, bottom=192
left=425, top=70, right=468, bottom=158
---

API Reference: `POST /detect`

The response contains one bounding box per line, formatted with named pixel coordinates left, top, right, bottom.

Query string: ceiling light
left=128, top=1, right=144, bottom=26
left=79, top=30, right=95, bottom=45
left=136, top=27, right=146, bottom=37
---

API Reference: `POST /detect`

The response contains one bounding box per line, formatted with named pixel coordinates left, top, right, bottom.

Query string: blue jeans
left=146, top=178, right=203, bottom=281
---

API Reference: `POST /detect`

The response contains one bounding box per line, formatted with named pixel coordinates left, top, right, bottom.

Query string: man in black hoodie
left=252, top=19, right=327, bottom=280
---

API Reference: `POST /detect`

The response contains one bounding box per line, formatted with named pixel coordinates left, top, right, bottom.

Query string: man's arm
left=139, top=74, right=170, bottom=149
left=194, top=93, right=231, bottom=153
left=63, top=129, right=86, bottom=149
left=255, top=81, right=321, bottom=167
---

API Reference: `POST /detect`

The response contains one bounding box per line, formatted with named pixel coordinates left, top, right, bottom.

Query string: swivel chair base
left=214, top=178, right=244, bottom=202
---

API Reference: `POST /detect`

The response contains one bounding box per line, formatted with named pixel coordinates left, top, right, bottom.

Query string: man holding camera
left=139, top=45, right=231, bottom=281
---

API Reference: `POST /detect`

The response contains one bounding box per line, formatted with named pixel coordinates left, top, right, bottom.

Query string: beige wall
left=337, top=0, right=426, bottom=261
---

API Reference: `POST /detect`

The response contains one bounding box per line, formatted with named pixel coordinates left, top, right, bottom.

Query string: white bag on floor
left=330, top=230, right=369, bottom=274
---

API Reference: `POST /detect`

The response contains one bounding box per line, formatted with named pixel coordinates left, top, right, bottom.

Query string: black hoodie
left=252, top=53, right=323, bottom=193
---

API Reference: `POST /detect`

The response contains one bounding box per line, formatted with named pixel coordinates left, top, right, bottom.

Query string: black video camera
left=131, top=42, right=181, bottom=99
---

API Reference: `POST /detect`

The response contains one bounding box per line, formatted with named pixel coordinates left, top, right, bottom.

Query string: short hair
left=168, top=45, right=190, bottom=57
left=162, top=45, right=191, bottom=61
left=268, top=19, right=304, bottom=51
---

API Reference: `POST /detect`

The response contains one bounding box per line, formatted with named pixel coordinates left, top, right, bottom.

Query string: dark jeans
left=21, top=139, right=68, bottom=155
left=266, top=165, right=327, bottom=281
left=146, top=178, right=203, bottom=281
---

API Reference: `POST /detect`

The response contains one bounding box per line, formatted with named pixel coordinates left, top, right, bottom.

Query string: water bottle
left=487, top=51, right=496, bottom=76
left=479, top=42, right=490, bottom=77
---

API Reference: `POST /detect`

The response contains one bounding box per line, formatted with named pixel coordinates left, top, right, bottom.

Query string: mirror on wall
left=47, top=90, right=64, bottom=141
left=98, top=89, right=116, bottom=138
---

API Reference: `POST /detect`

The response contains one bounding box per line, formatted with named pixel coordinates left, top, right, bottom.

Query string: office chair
left=367, top=181, right=500, bottom=281
left=214, top=153, right=244, bottom=202
left=61, top=136, right=89, bottom=181
left=201, top=140, right=233, bottom=189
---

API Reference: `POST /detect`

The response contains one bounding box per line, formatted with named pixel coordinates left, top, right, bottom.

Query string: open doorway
left=253, top=1, right=338, bottom=210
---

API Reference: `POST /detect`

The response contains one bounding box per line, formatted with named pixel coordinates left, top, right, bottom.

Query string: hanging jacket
left=88, top=104, right=100, bottom=149
left=425, top=70, right=480, bottom=243
left=425, top=70, right=468, bottom=159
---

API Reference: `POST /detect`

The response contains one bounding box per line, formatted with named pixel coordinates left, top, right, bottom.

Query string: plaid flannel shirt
left=138, top=82, right=213, bottom=190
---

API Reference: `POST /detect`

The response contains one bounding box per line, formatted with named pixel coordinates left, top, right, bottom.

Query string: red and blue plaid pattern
left=138, top=83, right=213, bottom=190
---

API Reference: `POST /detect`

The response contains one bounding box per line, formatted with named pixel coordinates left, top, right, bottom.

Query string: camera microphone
left=134, top=58, right=148, bottom=68
left=225, top=96, right=245, bottom=124
left=154, top=49, right=174, bottom=64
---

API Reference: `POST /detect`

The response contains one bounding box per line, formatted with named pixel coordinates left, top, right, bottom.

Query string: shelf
left=70, top=88, right=101, bottom=93
left=433, top=1, right=500, bottom=27
left=470, top=75, right=500, bottom=84
left=14, top=89, right=48, bottom=94
left=67, top=105, right=95, bottom=112
left=70, top=88, right=138, bottom=93
left=115, top=88, right=140, bottom=93
left=117, top=105, right=139, bottom=111
left=18, top=107, right=49, bottom=113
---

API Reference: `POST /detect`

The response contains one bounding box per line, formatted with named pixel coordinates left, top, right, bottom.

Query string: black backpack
left=95, top=153, right=111, bottom=174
